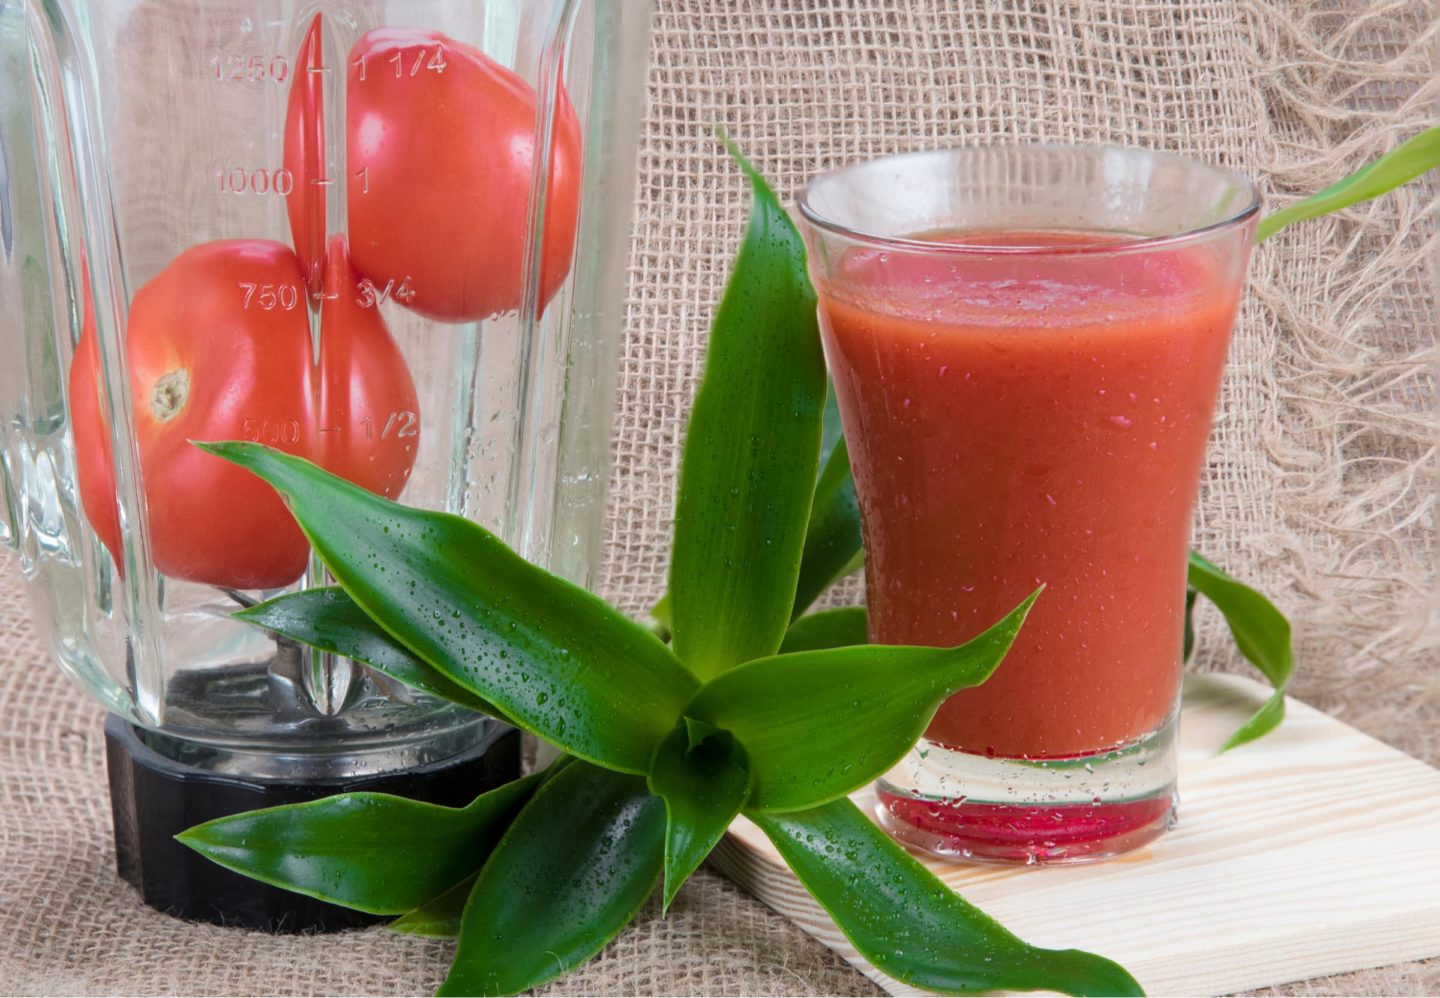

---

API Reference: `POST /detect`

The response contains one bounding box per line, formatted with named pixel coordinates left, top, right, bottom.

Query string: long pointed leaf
left=388, top=757, right=578, bottom=939
left=1187, top=553, right=1292, bottom=686
left=819, top=379, right=845, bottom=466
left=689, top=591, right=1039, bottom=812
left=199, top=442, right=698, bottom=774
left=1188, top=551, right=1293, bottom=751
left=236, top=587, right=502, bottom=717
left=753, top=798, right=1143, bottom=996
left=649, top=386, right=852, bottom=637
left=440, top=762, right=664, bottom=996
left=176, top=772, right=543, bottom=915
left=647, top=721, right=751, bottom=912
left=1257, top=127, right=1440, bottom=242
left=388, top=875, right=476, bottom=938
left=779, top=606, right=868, bottom=653
left=1182, top=587, right=1198, bottom=663
left=1221, top=687, right=1287, bottom=753
left=649, top=591, right=672, bottom=642
left=791, top=381, right=861, bottom=618
left=668, top=140, right=827, bottom=680
left=791, top=437, right=864, bottom=618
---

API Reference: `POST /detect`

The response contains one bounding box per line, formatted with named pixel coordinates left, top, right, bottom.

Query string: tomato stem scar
left=151, top=369, right=191, bottom=422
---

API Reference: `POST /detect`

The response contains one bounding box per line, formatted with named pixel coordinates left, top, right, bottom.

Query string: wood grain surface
left=712, top=673, right=1440, bottom=996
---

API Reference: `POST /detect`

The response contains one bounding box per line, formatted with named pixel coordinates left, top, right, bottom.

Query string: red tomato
left=283, top=13, right=327, bottom=301
left=70, top=283, right=122, bottom=568
left=343, top=28, right=583, bottom=322
left=70, top=239, right=420, bottom=589
left=313, top=234, right=422, bottom=500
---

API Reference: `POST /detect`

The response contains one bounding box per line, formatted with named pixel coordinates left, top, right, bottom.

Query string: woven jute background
left=3, top=0, right=1437, bottom=994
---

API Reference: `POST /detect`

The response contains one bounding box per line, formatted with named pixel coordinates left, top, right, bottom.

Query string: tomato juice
left=820, top=229, right=1245, bottom=760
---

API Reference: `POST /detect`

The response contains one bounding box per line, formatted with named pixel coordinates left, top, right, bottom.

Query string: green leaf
left=652, top=385, right=853, bottom=637
left=1257, top=126, right=1440, bottom=243
left=388, top=755, right=579, bottom=939
left=779, top=606, right=869, bottom=653
left=649, top=591, right=672, bottom=643
left=647, top=721, right=752, bottom=912
left=1182, top=587, right=1198, bottom=663
left=688, top=590, right=1039, bottom=813
left=198, top=442, right=698, bottom=775
left=1188, top=553, right=1292, bottom=687
left=668, top=138, right=828, bottom=680
left=236, top=587, right=502, bottom=717
left=389, top=756, right=578, bottom=939
left=791, top=437, right=864, bottom=618
left=684, top=714, right=724, bottom=751
left=1188, top=551, right=1293, bottom=751
left=388, top=875, right=476, bottom=938
left=176, top=771, right=543, bottom=916
left=753, top=798, right=1143, bottom=996
left=1219, top=687, right=1287, bottom=753
left=440, top=761, right=664, bottom=997
left=819, top=380, right=845, bottom=466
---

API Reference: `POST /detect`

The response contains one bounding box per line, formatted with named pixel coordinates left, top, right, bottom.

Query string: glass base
left=875, top=713, right=1178, bottom=865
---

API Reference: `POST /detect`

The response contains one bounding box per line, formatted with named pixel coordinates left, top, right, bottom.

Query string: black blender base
left=104, top=715, right=520, bottom=932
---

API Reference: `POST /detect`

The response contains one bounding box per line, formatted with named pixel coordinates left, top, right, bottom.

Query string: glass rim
left=796, top=143, right=1263, bottom=257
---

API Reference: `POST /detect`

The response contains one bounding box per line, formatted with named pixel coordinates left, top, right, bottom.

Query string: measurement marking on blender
left=352, top=46, right=447, bottom=82
left=211, top=53, right=290, bottom=83
left=238, top=282, right=301, bottom=311
left=309, top=177, right=336, bottom=187
left=356, top=277, right=416, bottom=308
left=217, top=167, right=294, bottom=196
left=361, top=411, right=420, bottom=440
left=241, top=417, right=301, bottom=445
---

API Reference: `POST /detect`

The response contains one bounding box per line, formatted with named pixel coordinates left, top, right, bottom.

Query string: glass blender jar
left=0, top=0, right=651, bottom=929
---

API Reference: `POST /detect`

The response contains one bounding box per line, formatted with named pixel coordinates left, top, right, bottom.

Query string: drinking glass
left=798, top=145, right=1259, bottom=863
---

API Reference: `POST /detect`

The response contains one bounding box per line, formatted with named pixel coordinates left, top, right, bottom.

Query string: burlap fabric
left=3, top=0, right=1437, bottom=994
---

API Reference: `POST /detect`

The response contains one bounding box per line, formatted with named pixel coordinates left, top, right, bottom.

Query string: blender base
left=104, top=715, right=521, bottom=932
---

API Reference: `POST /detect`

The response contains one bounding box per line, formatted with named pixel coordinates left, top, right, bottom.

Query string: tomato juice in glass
left=798, top=147, right=1259, bottom=863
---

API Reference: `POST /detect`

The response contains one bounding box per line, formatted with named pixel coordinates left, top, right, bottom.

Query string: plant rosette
left=178, top=131, right=1439, bottom=997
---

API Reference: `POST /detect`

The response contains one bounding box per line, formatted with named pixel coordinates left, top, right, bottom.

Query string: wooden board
left=711, top=673, right=1440, bottom=996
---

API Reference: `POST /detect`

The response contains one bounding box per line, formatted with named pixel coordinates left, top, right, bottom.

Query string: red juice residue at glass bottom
left=820, top=227, right=1246, bottom=760
left=876, top=784, right=1178, bottom=864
